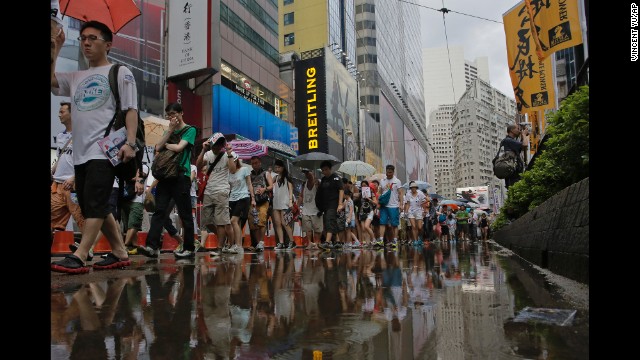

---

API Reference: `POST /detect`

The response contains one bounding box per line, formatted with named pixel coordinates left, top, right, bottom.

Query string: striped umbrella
left=228, top=140, right=268, bottom=159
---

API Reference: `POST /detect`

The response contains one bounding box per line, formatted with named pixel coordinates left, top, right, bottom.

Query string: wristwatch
left=126, top=141, right=139, bottom=152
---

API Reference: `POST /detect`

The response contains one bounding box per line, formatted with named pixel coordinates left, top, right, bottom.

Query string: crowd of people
left=50, top=19, right=496, bottom=275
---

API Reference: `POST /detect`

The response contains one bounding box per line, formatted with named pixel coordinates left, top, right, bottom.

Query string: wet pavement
left=51, top=240, right=589, bottom=359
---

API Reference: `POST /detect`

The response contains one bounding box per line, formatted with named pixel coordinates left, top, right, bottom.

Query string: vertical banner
left=294, top=57, right=328, bottom=154
left=167, top=0, right=212, bottom=80
left=504, top=2, right=556, bottom=113
left=528, top=110, right=546, bottom=156
left=524, top=0, right=583, bottom=60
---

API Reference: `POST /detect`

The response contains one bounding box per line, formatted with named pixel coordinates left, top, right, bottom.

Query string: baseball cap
left=409, top=181, right=418, bottom=188
left=208, top=132, right=226, bottom=145
left=301, top=168, right=311, bottom=173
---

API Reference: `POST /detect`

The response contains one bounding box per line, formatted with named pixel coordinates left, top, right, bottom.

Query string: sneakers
left=352, top=240, right=361, bottom=248
left=194, top=240, right=202, bottom=253
left=286, top=241, right=296, bottom=250
left=306, top=243, right=319, bottom=250
left=93, top=253, right=131, bottom=270
left=373, top=239, right=384, bottom=248
left=127, top=247, right=138, bottom=255
left=319, top=242, right=333, bottom=251
left=221, top=244, right=231, bottom=253
left=275, top=243, right=285, bottom=250
left=137, top=246, right=158, bottom=258
left=51, top=254, right=90, bottom=274
left=390, top=240, right=398, bottom=249
left=227, top=244, right=243, bottom=254
left=68, top=242, right=93, bottom=261
left=173, top=243, right=184, bottom=255
left=246, top=246, right=256, bottom=252
left=174, top=249, right=195, bottom=259
left=256, top=240, right=264, bottom=252
left=210, top=250, right=220, bottom=257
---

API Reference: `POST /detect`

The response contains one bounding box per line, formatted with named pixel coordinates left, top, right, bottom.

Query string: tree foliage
left=492, top=86, right=589, bottom=230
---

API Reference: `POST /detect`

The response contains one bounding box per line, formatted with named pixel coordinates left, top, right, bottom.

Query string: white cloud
left=418, top=0, right=520, bottom=98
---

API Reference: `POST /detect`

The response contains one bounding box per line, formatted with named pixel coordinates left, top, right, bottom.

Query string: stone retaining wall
left=494, top=178, right=589, bottom=284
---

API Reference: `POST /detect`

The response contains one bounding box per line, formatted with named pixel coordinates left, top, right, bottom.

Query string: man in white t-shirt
left=377, top=164, right=404, bottom=248
left=196, top=133, right=237, bottom=255
left=51, top=102, right=84, bottom=234
left=51, top=20, right=137, bottom=273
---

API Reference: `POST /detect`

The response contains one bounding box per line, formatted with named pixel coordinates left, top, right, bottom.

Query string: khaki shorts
left=301, top=214, right=323, bottom=233
left=248, top=201, right=269, bottom=230
left=201, top=192, right=231, bottom=227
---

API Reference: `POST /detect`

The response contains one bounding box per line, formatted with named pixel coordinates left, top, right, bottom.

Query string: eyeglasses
left=165, top=112, right=179, bottom=118
left=77, top=35, right=107, bottom=42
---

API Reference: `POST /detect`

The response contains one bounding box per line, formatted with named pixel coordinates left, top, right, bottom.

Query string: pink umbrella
left=229, top=140, right=268, bottom=160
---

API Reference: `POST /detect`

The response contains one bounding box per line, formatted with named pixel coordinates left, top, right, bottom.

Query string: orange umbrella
left=60, top=0, right=141, bottom=33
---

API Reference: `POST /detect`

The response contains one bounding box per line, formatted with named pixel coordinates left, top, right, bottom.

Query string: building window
left=284, top=12, right=294, bottom=25
left=69, top=18, right=82, bottom=30
left=284, top=33, right=295, bottom=46
left=284, top=0, right=294, bottom=5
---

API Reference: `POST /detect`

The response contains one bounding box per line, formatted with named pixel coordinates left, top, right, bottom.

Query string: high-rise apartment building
left=422, top=46, right=490, bottom=127
left=451, top=78, right=516, bottom=202
left=426, top=105, right=455, bottom=199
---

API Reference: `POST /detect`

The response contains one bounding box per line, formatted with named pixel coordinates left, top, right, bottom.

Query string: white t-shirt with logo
left=404, top=191, right=426, bottom=213
left=379, top=176, right=403, bottom=208
left=52, top=131, right=75, bottom=183
left=52, top=64, right=138, bottom=166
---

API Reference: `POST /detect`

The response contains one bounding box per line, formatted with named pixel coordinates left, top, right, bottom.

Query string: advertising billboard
left=295, top=56, right=328, bottom=154
left=418, top=146, right=428, bottom=183
left=404, top=125, right=420, bottom=182
left=456, top=186, right=490, bottom=209
left=379, top=94, right=406, bottom=183
left=325, top=54, right=359, bottom=161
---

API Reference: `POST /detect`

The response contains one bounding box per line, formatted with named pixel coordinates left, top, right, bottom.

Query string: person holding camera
left=503, top=123, right=530, bottom=189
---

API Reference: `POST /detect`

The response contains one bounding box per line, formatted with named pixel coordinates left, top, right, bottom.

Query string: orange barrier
left=51, top=231, right=74, bottom=255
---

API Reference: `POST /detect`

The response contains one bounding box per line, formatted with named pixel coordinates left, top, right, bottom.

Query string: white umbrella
left=336, top=160, right=376, bottom=177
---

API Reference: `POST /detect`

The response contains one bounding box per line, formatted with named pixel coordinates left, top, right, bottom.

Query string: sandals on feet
left=51, top=254, right=90, bottom=274
left=93, top=253, right=131, bottom=270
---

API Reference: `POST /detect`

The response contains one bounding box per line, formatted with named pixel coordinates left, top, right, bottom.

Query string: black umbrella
left=292, top=152, right=341, bottom=170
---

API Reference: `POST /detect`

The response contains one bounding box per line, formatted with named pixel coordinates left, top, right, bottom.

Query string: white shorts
left=407, top=209, right=423, bottom=219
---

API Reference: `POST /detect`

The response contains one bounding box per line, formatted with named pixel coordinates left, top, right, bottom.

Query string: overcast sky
left=416, top=0, right=519, bottom=98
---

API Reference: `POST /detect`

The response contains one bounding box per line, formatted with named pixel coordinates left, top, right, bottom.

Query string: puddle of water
left=51, top=244, right=588, bottom=359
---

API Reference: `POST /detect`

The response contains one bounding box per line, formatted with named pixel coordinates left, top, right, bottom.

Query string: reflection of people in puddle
left=53, top=278, right=131, bottom=360
left=377, top=252, right=408, bottom=359
left=200, top=260, right=235, bottom=358
left=147, top=265, right=195, bottom=359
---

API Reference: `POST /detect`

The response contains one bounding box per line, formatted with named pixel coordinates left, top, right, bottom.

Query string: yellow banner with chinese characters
left=504, top=2, right=556, bottom=113
left=528, top=110, right=546, bottom=156
left=525, top=0, right=583, bottom=60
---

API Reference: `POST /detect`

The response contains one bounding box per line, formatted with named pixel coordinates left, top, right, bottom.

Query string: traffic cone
left=51, top=231, right=74, bottom=255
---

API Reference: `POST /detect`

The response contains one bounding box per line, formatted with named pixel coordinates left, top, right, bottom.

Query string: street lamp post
left=342, top=128, right=353, bottom=161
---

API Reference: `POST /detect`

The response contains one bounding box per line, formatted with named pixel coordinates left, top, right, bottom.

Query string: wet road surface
left=51, top=240, right=589, bottom=359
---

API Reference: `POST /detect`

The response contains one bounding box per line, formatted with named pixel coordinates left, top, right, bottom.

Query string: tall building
left=426, top=105, right=455, bottom=199
left=355, top=0, right=429, bottom=181
left=451, top=78, right=516, bottom=203
left=422, top=46, right=490, bottom=127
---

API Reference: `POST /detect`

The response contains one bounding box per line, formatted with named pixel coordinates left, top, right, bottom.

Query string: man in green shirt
left=455, top=205, right=470, bottom=241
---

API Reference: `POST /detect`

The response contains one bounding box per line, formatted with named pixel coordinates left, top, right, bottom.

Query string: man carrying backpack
left=503, top=123, right=530, bottom=189
left=51, top=20, right=137, bottom=273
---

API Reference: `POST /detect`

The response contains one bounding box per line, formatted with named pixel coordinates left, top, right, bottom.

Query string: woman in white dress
left=271, top=159, right=295, bottom=250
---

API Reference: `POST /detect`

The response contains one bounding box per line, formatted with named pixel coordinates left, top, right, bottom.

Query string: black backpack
left=104, top=64, right=146, bottom=182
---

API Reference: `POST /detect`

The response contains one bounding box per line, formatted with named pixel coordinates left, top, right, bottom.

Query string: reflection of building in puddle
left=434, top=257, right=515, bottom=359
